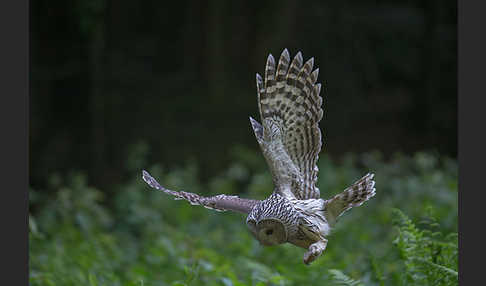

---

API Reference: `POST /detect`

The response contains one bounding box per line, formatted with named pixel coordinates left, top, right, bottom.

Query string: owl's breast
left=287, top=198, right=330, bottom=249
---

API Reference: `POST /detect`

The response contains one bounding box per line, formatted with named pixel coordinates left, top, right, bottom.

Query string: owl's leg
left=303, top=238, right=328, bottom=265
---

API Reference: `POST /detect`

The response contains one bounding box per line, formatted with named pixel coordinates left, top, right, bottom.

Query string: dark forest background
left=30, top=0, right=457, bottom=192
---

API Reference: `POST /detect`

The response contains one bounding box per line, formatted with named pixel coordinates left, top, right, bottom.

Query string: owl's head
left=246, top=217, right=287, bottom=246
left=246, top=193, right=295, bottom=246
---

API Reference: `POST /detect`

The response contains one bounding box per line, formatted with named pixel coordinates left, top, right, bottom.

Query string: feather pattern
left=142, top=170, right=259, bottom=214
left=324, top=173, right=376, bottom=225
left=254, top=49, right=324, bottom=200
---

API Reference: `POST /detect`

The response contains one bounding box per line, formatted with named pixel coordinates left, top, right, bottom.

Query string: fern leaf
left=328, top=269, right=364, bottom=286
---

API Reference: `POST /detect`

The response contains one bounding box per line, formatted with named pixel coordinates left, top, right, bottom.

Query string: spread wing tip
left=142, top=170, right=163, bottom=190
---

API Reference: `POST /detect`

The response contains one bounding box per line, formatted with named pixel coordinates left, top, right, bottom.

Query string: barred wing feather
left=252, top=49, right=324, bottom=200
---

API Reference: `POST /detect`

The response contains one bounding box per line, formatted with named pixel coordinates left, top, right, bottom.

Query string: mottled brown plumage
left=142, top=49, right=376, bottom=265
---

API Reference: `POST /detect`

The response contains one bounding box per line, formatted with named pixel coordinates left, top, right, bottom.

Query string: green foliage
left=392, top=209, right=457, bottom=286
left=328, top=269, right=364, bottom=286
left=29, top=146, right=457, bottom=286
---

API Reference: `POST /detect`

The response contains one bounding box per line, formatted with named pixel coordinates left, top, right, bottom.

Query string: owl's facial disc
left=255, top=219, right=287, bottom=246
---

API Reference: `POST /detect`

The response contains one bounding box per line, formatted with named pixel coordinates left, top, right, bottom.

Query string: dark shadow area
left=30, top=0, right=456, bottom=191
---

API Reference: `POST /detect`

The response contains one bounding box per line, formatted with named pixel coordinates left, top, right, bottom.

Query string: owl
left=142, top=49, right=376, bottom=265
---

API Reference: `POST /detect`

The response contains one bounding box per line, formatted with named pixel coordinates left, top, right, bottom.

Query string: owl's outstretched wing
left=324, top=173, right=376, bottom=225
left=142, top=170, right=259, bottom=214
left=251, top=49, right=323, bottom=200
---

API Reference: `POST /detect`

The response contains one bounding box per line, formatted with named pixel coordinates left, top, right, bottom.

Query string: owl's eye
left=266, top=229, right=274, bottom=235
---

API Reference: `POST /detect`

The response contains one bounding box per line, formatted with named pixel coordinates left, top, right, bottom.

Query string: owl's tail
left=324, top=173, right=376, bottom=225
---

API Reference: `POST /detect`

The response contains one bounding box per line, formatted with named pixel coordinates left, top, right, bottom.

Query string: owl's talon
left=303, top=239, right=327, bottom=265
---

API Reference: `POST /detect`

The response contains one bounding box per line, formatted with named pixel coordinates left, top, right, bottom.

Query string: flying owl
left=142, top=49, right=376, bottom=265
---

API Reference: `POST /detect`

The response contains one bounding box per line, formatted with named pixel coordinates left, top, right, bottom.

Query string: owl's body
left=142, top=49, right=376, bottom=264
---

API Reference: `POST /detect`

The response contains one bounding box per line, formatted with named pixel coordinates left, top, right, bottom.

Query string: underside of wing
left=142, top=170, right=259, bottom=214
left=252, top=49, right=324, bottom=200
